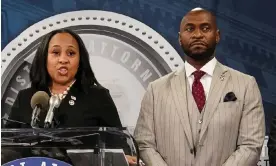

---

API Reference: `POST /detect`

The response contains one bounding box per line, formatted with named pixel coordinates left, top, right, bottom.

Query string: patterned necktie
left=192, top=70, right=206, bottom=112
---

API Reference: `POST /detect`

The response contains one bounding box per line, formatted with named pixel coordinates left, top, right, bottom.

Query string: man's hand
left=126, top=155, right=137, bottom=165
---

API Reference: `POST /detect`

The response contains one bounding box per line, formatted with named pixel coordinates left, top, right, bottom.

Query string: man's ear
left=178, top=32, right=182, bottom=45
left=216, top=29, right=220, bottom=44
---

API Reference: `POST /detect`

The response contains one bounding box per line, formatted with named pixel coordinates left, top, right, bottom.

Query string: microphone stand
left=98, top=127, right=105, bottom=166
left=130, top=134, right=141, bottom=166
left=31, top=106, right=41, bottom=128
left=103, top=128, right=142, bottom=166
left=44, top=108, right=60, bottom=129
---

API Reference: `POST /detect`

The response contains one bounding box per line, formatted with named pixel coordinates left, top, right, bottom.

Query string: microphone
left=30, top=91, right=49, bottom=128
left=44, top=95, right=61, bottom=128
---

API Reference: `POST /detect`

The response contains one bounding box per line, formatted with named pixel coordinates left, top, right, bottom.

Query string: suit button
left=198, top=119, right=203, bottom=124
left=190, top=149, right=193, bottom=154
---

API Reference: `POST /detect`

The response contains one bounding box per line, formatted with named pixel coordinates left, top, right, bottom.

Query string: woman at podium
left=5, top=28, right=122, bottom=128
left=3, top=28, right=137, bottom=165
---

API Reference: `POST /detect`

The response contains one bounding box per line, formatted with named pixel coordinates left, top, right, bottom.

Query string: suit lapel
left=199, top=62, right=229, bottom=142
left=171, top=66, right=194, bottom=149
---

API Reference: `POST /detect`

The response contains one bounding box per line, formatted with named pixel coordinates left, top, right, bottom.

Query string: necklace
left=49, top=80, right=76, bottom=101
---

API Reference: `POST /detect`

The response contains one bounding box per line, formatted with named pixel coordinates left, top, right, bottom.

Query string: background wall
left=2, top=0, right=275, bottom=134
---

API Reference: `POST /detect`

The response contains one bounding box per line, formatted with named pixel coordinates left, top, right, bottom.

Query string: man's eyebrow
left=183, top=23, right=194, bottom=26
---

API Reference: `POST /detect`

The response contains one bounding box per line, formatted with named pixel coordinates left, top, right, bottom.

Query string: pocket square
left=223, top=92, right=237, bottom=102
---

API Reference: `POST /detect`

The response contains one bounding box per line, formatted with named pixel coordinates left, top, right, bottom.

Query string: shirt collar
left=184, top=57, right=217, bottom=77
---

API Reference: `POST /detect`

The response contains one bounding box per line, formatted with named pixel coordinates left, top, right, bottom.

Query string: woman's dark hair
left=30, top=28, right=101, bottom=91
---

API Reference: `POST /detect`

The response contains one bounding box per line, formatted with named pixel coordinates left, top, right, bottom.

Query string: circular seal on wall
left=1, top=10, right=184, bottom=133
left=2, top=157, right=72, bottom=166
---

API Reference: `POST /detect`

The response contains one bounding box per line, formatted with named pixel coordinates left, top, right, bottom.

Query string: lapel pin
left=71, top=96, right=76, bottom=100
left=69, top=100, right=75, bottom=106
left=220, top=74, right=225, bottom=81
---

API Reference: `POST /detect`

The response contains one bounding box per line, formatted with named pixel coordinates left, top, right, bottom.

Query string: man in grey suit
left=134, top=8, right=265, bottom=166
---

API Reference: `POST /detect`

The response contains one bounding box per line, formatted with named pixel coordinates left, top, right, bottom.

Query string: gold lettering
left=110, top=45, right=119, bottom=58
left=140, top=69, right=152, bottom=82
left=23, top=65, right=30, bottom=73
left=131, top=59, right=142, bottom=72
left=16, top=75, right=26, bottom=86
left=10, top=87, right=19, bottom=94
left=120, top=51, right=130, bottom=63
left=101, top=42, right=107, bottom=55
left=5, top=97, right=15, bottom=106
left=88, top=40, right=95, bottom=55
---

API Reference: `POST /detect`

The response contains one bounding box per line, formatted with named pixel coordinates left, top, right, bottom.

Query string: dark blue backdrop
left=2, top=0, right=276, bottom=134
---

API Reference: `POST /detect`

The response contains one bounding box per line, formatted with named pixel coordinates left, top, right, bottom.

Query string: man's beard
left=181, top=44, right=216, bottom=61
